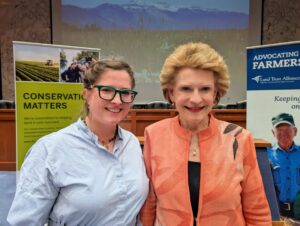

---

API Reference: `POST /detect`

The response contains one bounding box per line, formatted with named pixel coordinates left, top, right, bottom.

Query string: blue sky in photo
left=15, top=45, right=59, bottom=62
left=62, top=0, right=249, bottom=14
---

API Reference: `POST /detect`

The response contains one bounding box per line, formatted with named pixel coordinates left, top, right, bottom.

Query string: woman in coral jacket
left=140, top=42, right=271, bottom=226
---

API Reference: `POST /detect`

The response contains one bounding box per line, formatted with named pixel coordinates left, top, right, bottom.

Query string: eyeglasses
left=92, top=85, right=138, bottom=103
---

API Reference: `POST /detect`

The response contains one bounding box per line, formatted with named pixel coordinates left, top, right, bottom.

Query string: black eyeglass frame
left=92, top=85, right=138, bottom=103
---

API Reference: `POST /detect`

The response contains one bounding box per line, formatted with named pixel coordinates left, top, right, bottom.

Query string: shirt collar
left=273, top=142, right=297, bottom=152
left=117, top=126, right=124, bottom=141
left=172, top=113, right=217, bottom=141
left=77, top=118, right=123, bottom=141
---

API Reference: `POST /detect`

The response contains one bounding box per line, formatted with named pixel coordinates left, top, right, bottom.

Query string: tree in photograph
left=60, top=50, right=68, bottom=69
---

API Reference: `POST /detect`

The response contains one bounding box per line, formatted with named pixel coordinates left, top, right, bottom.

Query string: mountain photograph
left=58, top=0, right=249, bottom=103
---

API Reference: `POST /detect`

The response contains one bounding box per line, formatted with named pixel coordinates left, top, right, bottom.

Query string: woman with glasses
left=7, top=59, right=149, bottom=226
left=140, top=42, right=271, bottom=226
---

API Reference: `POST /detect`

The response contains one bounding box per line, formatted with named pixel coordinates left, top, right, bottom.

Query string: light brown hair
left=82, top=59, right=135, bottom=117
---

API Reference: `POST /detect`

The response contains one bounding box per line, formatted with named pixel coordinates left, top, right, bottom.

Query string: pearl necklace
left=190, top=133, right=199, bottom=158
left=192, top=148, right=197, bottom=156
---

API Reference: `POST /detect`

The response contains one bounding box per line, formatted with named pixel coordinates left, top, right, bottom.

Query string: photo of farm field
left=16, top=61, right=59, bottom=82
left=14, top=43, right=60, bottom=82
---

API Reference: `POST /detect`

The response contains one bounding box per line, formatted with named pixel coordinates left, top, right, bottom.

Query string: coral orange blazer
left=140, top=115, right=271, bottom=226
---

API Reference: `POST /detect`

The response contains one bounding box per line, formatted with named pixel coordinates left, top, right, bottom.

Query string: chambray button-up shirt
left=268, top=143, right=300, bottom=203
left=7, top=119, right=149, bottom=226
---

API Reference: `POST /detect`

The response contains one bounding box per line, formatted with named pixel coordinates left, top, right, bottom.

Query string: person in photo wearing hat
left=267, top=112, right=300, bottom=219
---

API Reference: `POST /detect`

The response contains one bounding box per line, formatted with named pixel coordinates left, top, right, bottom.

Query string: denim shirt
left=7, top=119, right=149, bottom=226
left=267, top=143, right=300, bottom=203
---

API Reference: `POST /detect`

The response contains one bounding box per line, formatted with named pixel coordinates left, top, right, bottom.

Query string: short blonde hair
left=160, top=42, right=230, bottom=104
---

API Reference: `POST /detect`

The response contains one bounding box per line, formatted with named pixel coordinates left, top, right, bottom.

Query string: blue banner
left=247, top=42, right=300, bottom=90
left=247, top=41, right=300, bottom=145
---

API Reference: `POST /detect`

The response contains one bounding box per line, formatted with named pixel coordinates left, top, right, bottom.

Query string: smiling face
left=169, top=68, right=216, bottom=132
left=272, top=123, right=297, bottom=151
left=83, top=69, right=133, bottom=128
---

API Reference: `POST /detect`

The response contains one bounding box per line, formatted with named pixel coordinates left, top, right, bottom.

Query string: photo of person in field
left=60, top=49, right=99, bottom=83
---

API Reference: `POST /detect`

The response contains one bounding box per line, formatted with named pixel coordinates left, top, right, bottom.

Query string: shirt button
left=287, top=177, right=290, bottom=180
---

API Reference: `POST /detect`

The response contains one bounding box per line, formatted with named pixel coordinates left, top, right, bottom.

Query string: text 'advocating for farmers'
left=247, top=41, right=300, bottom=144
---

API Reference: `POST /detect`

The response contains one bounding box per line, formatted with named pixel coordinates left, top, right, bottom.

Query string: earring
left=171, top=102, right=175, bottom=109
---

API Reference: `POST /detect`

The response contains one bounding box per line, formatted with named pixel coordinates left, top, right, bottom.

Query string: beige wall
left=0, top=0, right=51, bottom=100
left=262, top=0, right=300, bottom=44
left=0, top=0, right=300, bottom=100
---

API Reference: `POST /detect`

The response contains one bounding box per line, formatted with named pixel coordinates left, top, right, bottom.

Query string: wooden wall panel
left=0, top=109, right=246, bottom=171
left=0, top=110, right=16, bottom=170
